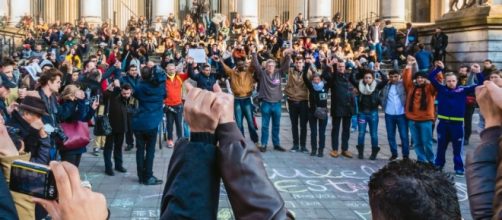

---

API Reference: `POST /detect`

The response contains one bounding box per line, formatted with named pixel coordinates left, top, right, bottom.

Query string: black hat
left=414, top=71, right=428, bottom=79
left=18, top=96, right=49, bottom=116
left=0, top=74, right=17, bottom=89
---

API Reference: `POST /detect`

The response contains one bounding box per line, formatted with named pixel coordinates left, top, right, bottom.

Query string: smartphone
left=9, top=160, right=58, bottom=200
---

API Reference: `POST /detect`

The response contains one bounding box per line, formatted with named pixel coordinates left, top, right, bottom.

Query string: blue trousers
left=261, top=101, right=282, bottom=146
left=235, top=98, right=259, bottom=143
left=357, top=111, right=379, bottom=148
left=435, top=120, right=465, bottom=172
left=385, top=114, right=409, bottom=157
left=409, top=120, right=434, bottom=163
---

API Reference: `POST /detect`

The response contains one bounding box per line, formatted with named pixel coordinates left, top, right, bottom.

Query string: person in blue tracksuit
left=428, top=61, right=483, bottom=176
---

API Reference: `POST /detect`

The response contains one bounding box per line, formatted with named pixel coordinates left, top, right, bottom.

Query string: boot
left=369, top=146, right=380, bottom=160
left=310, top=147, right=317, bottom=156
left=356, top=145, right=364, bottom=159
left=300, top=146, right=309, bottom=153
left=317, top=148, right=324, bottom=157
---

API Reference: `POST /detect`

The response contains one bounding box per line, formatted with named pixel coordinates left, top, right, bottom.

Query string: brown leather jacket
left=160, top=123, right=294, bottom=220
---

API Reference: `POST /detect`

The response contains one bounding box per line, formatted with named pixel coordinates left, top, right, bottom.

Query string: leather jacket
left=160, top=123, right=293, bottom=220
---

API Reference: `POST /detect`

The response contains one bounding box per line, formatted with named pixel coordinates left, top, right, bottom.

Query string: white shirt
left=385, top=84, right=405, bottom=115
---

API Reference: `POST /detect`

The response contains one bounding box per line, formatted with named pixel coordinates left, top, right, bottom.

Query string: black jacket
left=430, top=32, right=448, bottom=51
left=322, top=65, right=358, bottom=117
left=303, top=63, right=328, bottom=112
left=104, top=88, right=136, bottom=134
left=160, top=123, right=293, bottom=220
left=354, top=71, right=388, bottom=113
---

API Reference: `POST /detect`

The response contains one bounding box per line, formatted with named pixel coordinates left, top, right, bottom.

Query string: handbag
left=314, top=107, right=328, bottom=120
left=60, top=121, right=90, bottom=150
left=94, top=98, right=112, bottom=136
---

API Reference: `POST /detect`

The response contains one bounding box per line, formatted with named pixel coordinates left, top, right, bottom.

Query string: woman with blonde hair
left=58, top=84, right=99, bottom=166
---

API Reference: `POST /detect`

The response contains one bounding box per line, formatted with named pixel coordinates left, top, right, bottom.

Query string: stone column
left=0, top=0, right=8, bottom=17
left=309, top=0, right=332, bottom=24
left=236, top=0, right=258, bottom=27
left=81, top=0, right=103, bottom=25
left=152, top=0, right=175, bottom=21
left=9, top=0, right=31, bottom=26
left=380, top=0, right=405, bottom=24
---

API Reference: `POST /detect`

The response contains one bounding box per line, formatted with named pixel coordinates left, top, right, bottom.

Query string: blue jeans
left=135, top=129, right=158, bottom=181
left=435, top=120, right=465, bottom=172
left=370, top=43, right=383, bottom=62
left=357, top=111, right=379, bottom=148
left=351, top=96, right=359, bottom=130
left=261, top=101, right=282, bottom=147
left=234, top=98, right=259, bottom=143
left=385, top=114, right=409, bottom=157
left=409, top=120, right=434, bottom=163
left=165, top=105, right=183, bottom=141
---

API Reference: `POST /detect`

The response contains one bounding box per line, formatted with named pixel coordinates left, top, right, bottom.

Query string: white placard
left=188, top=49, right=207, bottom=63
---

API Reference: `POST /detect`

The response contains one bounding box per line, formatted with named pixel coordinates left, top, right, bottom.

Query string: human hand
left=32, top=161, right=108, bottom=220
left=113, top=79, right=120, bottom=88
left=435, top=60, right=445, bottom=69
left=18, top=88, right=27, bottom=99
left=75, top=90, right=85, bottom=100
left=183, top=82, right=221, bottom=133
left=7, top=102, right=18, bottom=115
left=471, top=64, right=481, bottom=74
left=212, top=84, right=234, bottom=125
left=0, top=115, right=19, bottom=157
left=476, top=81, right=502, bottom=129
left=91, top=99, right=99, bottom=110
left=114, top=61, right=121, bottom=69
left=406, top=55, right=416, bottom=65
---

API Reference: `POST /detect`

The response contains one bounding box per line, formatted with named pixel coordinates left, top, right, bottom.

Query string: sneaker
left=341, top=151, right=353, bottom=158
left=255, top=142, right=262, bottom=149
left=92, top=148, right=100, bottom=156
left=290, top=146, right=299, bottom=152
left=389, top=155, right=398, bottom=161
left=329, top=150, right=339, bottom=158
left=144, top=176, right=163, bottom=185
left=167, top=140, right=174, bottom=148
left=274, top=146, right=287, bottom=152
left=455, top=171, right=465, bottom=177
left=105, top=169, right=115, bottom=176
left=259, top=146, right=267, bottom=153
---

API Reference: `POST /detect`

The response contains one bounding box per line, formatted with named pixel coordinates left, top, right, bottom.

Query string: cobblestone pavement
left=79, top=113, right=479, bottom=220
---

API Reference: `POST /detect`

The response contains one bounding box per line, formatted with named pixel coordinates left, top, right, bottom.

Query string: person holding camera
left=58, top=85, right=99, bottom=167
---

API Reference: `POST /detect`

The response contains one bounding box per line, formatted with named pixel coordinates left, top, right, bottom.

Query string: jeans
left=287, top=100, right=309, bottom=147
left=165, top=105, right=183, bottom=141
left=261, top=101, right=282, bottom=147
left=385, top=114, right=409, bottom=157
left=104, top=133, right=125, bottom=171
left=351, top=96, right=359, bottom=130
left=409, top=120, right=434, bottom=163
left=435, top=121, right=465, bottom=172
left=183, top=119, right=190, bottom=139
left=309, top=113, right=328, bottom=151
left=135, top=129, right=158, bottom=181
left=331, top=116, right=352, bottom=151
left=357, top=111, right=379, bottom=148
left=235, top=98, right=259, bottom=143
left=370, top=43, right=383, bottom=62
left=464, top=105, right=475, bottom=141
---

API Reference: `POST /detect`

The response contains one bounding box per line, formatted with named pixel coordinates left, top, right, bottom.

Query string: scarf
left=408, top=84, right=427, bottom=112
left=358, top=80, right=377, bottom=95
left=167, top=73, right=176, bottom=81
left=312, top=81, right=324, bottom=91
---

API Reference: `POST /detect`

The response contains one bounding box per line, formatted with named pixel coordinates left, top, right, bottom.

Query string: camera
left=164, top=106, right=178, bottom=114
left=52, top=126, right=68, bottom=143
left=10, top=160, right=58, bottom=200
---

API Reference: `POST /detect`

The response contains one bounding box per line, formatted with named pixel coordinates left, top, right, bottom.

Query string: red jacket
left=164, top=73, right=189, bottom=106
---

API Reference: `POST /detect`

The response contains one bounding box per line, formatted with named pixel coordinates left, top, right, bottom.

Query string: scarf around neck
left=358, top=80, right=377, bottom=95
left=312, top=81, right=324, bottom=91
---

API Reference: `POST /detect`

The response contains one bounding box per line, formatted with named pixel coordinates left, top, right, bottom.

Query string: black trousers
left=464, top=105, right=475, bottom=141
left=61, top=153, right=82, bottom=167
left=287, top=100, right=309, bottom=147
left=104, top=133, right=125, bottom=171
left=331, top=116, right=351, bottom=151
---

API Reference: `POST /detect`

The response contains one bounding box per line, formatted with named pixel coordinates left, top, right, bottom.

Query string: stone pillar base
left=82, top=17, right=103, bottom=26
left=419, top=4, right=502, bottom=69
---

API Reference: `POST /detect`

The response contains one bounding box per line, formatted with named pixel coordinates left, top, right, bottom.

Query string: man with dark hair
left=131, top=65, right=166, bottom=185
left=187, top=57, right=220, bottom=91
left=367, top=19, right=383, bottom=62
left=380, top=69, right=409, bottom=160
left=415, top=43, right=434, bottom=72
left=430, top=28, right=448, bottom=63
left=405, top=22, right=418, bottom=55
left=121, top=64, right=141, bottom=151
left=103, top=81, right=135, bottom=176
left=369, top=159, right=461, bottom=220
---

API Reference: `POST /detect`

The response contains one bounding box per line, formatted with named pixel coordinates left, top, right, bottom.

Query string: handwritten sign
left=188, top=49, right=207, bottom=63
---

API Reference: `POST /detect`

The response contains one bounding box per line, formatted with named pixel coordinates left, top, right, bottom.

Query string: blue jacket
left=429, top=68, right=483, bottom=119
left=121, top=74, right=141, bottom=88
left=188, top=65, right=221, bottom=91
left=415, top=49, right=434, bottom=71
left=131, top=66, right=167, bottom=132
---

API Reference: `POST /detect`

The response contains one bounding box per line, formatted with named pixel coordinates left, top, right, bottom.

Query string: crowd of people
left=0, top=8, right=500, bottom=219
